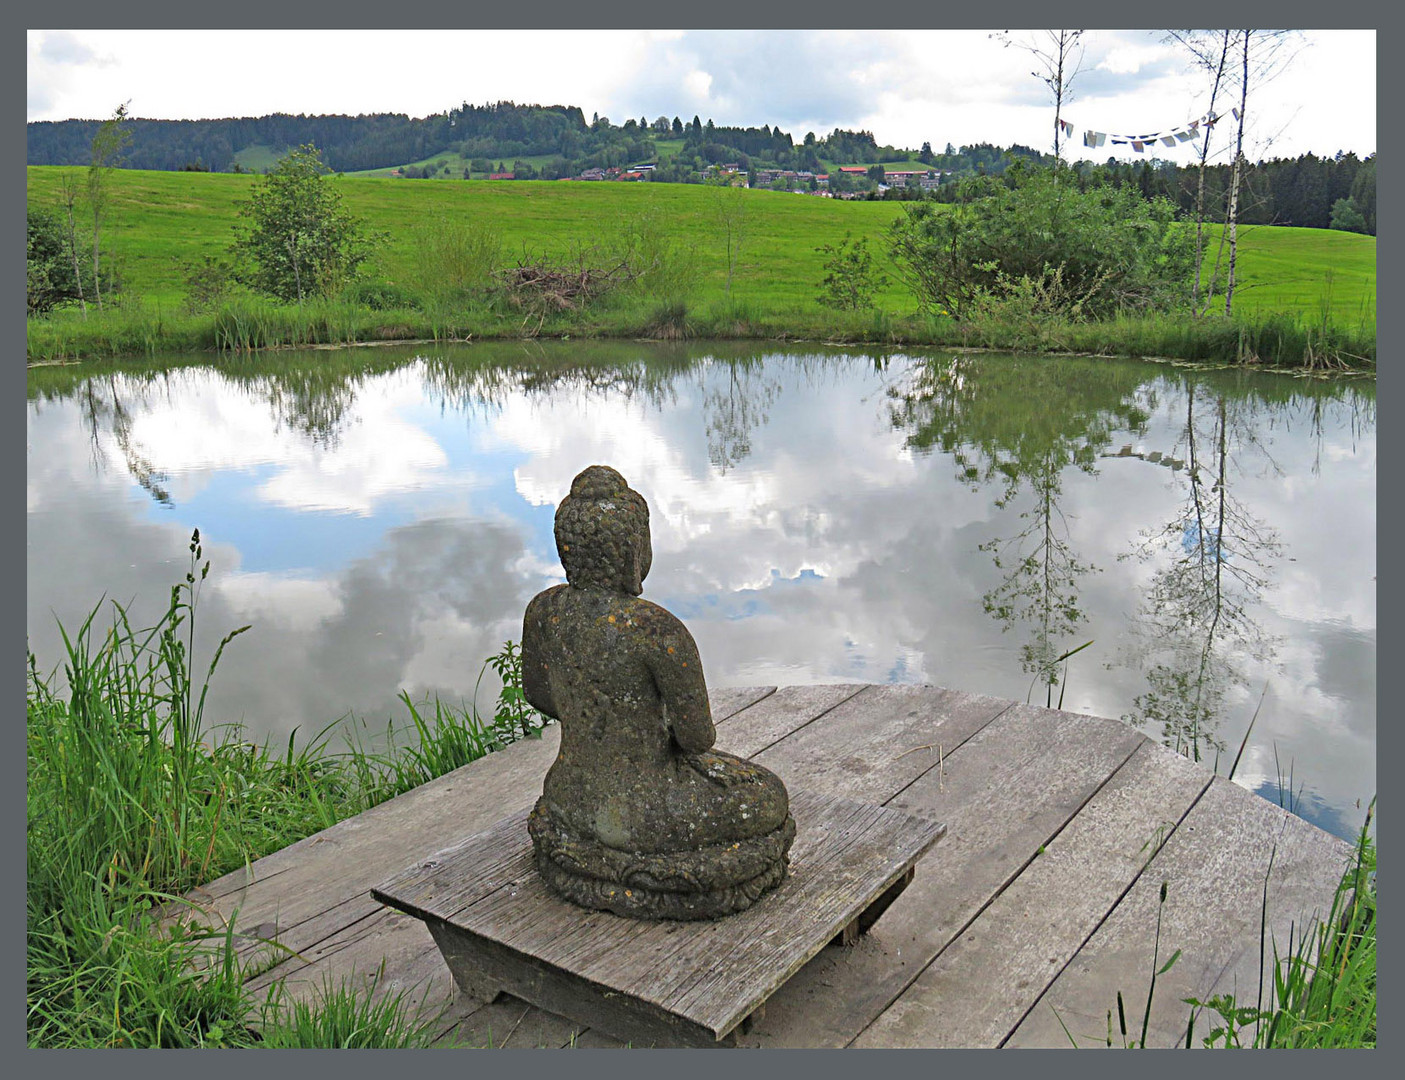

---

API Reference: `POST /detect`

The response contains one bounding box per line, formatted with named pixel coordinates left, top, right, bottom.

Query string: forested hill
left=25, top=101, right=942, bottom=175
left=25, top=104, right=588, bottom=173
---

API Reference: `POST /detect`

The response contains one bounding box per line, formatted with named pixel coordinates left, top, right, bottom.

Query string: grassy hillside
left=25, top=166, right=911, bottom=312
left=229, top=144, right=285, bottom=173
left=25, top=165, right=1376, bottom=324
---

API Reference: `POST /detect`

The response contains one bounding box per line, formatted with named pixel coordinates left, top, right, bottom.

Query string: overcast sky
left=27, top=29, right=1375, bottom=164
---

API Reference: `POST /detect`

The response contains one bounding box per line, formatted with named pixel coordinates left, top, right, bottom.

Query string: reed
left=28, top=294, right=1376, bottom=369
left=1071, top=802, right=1377, bottom=1049
left=25, top=531, right=528, bottom=1047
left=1184, top=800, right=1376, bottom=1048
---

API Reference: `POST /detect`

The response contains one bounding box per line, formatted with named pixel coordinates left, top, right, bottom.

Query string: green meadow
left=26, top=166, right=911, bottom=309
left=25, top=165, right=1376, bottom=364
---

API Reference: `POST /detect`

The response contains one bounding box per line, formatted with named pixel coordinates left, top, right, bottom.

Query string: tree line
left=1069, top=151, right=1375, bottom=234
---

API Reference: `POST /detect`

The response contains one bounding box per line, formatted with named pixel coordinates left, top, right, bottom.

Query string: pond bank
left=26, top=298, right=1376, bottom=371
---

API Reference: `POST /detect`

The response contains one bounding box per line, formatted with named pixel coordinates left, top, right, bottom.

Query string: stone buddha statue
left=523, top=465, right=795, bottom=920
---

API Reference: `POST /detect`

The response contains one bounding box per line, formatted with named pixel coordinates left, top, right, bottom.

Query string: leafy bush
left=960, top=263, right=1111, bottom=351
left=230, top=145, right=385, bottom=303
left=27, top=208, right=91, bottom=316
left=617, top=207, right=700, bottom=306
left=888, top=167, right=1195, bottom=319
left=481, top=639, right=547, bottom=744
left=815, top=232, right=888, bottom=311
left=1329, top=197, right=1369, bottom=234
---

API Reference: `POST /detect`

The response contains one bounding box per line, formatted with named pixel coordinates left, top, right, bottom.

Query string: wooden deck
left=188, top=684, right=1355, bottom=1048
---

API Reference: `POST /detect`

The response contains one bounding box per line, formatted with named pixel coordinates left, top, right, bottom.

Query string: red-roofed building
left=488, top=172, right=515, bottom=180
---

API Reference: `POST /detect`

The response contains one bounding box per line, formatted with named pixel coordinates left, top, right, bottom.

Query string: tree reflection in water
left=888, top=353, right=1151, bottom=702
left=1119, top=383, right=1281, bottom=762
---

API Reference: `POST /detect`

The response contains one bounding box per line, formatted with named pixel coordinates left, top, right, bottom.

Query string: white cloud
left=122, top=367, right=460, bottom=516
left=214, top=570, right=342, bottom=631
left=1097, top=47, right=1147, bottom=76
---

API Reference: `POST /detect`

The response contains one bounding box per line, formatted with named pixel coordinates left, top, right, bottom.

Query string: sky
left=27, top=29, right=1376, bottom=164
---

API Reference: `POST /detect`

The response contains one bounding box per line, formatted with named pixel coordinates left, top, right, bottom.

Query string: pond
left=26, top=340, right=1375, bottom=841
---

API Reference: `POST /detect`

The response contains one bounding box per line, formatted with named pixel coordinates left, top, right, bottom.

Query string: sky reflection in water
left=26, top=342, right=1375, bottom=840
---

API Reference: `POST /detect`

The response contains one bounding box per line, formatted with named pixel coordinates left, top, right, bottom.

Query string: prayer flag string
left=1056, top=110, right=1228, bottom=155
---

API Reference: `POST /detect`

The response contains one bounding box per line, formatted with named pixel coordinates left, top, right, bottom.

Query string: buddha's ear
left=636, top=527, right=653, bottom=590
left=624, top=542, right=646, bottom=596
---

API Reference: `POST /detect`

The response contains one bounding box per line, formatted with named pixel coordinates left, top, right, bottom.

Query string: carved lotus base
left=527, top=798, right=797, bottom=920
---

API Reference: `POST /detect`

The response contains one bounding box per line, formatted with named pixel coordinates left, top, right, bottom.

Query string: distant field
left=229, top=144, right=285, bottom=173
left=348, top=149, right=578, bottom=179
left=25, top=165, right=1376, bottom=322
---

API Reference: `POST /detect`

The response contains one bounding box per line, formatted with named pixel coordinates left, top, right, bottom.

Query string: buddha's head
left=555, top=465, right=652, bottom=595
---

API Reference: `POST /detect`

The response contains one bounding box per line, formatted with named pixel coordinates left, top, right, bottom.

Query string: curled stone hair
left=554, top=465, right=651, bottom=594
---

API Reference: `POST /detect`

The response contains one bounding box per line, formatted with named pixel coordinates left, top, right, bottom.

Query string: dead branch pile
left=497, top=256, right=637, bottom=314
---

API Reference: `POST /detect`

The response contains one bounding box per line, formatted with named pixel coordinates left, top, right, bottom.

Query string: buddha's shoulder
left=622, top=596, right=692, bottom=634
left=525, top=584, right=570, bottom=615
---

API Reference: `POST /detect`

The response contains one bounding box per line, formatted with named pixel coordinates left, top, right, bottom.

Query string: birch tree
left=87, top=102, right=131, bottom=311
left=56, top=170, right=89, bottom=317
left=993, top=30, right=1086, bottom=172
left=1220, top=31, right=1302, bottom=314
left=1167, top=30, right=1233, bottom=311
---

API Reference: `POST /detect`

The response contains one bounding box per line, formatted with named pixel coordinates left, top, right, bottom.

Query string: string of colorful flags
left=1056, top=109, right=1241, bottom=153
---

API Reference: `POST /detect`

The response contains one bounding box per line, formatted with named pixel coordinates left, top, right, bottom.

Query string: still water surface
left=26, top=341, right=1375, bottom=839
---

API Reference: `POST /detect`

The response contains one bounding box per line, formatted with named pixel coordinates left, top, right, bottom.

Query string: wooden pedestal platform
left=372, top=787, right=945, bottom=1047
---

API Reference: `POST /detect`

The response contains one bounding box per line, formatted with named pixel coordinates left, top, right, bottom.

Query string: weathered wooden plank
left=198, top=727, right=564, bottom=924
left=366, top=809, right=535, bottom=921
left=242, top=912, right=441, bottom=1012
left=751, top=684, right=1013, bottom=804
left=663, top=800, right=941, bottom=1025
left=254, top=684, right=805, bottom=1049
left=1005, top=775, right=1356, bottom=1048
left=425, top=914, right=726, bottom=1048
left=708, top=684, right=778, bottom=723
left=203, top=686, right=766, bottom=911
left=851, top=739, right=1212, bottom=1048
left=375, top=788, right=944, bottom=1045
left=232, top=892, right=384, bottom=977
left=729, top=701, right=1149, bottom=1047
left=713, top=683, right=868, bottom=759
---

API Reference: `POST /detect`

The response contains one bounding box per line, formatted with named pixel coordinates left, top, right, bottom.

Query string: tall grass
left=26, top=530, right=536, bottom=1047
left=256, top=969, right=446, bottom=1049
left=1184, top=801, right=1376, bottom=1048
left=1077, top=802, right=1377, bottom=1049
left=27, top=291, right=1377, bottom=370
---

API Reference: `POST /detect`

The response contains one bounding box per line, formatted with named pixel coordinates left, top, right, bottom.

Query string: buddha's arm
left=649, top=615, right=714, bottom=753
left=520, top=591, right=559, bottom=720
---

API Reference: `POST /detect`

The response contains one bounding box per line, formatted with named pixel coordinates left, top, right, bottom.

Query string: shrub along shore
left=25, top=165, right=1375, bottom=370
